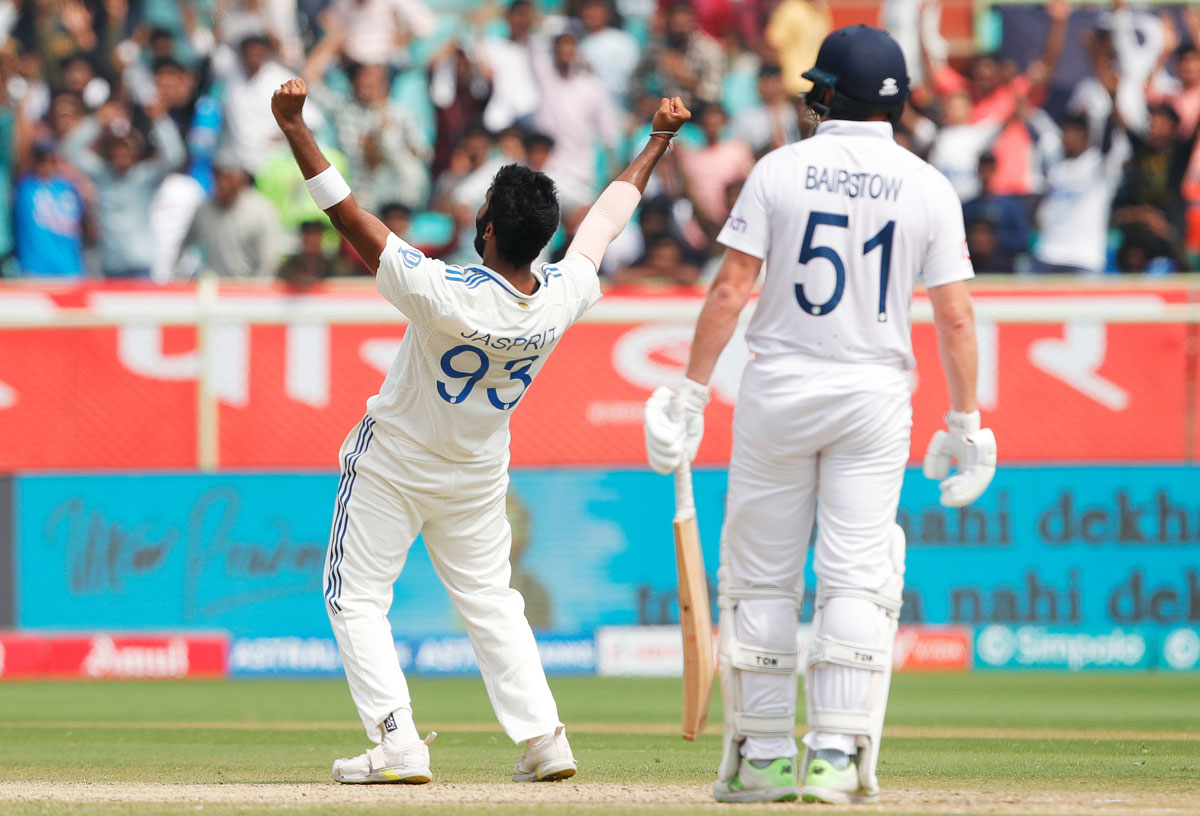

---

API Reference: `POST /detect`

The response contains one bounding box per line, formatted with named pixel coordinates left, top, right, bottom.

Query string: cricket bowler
left=643, top=26, right=997, bottom=803
left=270, top=78, right=690, bottom=784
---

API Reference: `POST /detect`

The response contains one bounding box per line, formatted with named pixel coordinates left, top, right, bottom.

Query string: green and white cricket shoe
left=332, top=731, right=437, bottom=784
left=712, top=757, right=799, bottom=803
left=801, top=755, right=878, bottom=804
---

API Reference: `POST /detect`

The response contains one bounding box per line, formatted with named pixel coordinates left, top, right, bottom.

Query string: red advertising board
left=892, top=625, right=974, bottom=672
left=0, top=633, right=228, bottom=679
left=0, top=282, right=1194, bottom=469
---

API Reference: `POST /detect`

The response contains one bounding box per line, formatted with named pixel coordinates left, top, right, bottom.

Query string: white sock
left=380, top=707, right=420, bottom=747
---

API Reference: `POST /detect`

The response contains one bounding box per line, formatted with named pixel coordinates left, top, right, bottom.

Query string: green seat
left=409, top=211, right=456, bottom=247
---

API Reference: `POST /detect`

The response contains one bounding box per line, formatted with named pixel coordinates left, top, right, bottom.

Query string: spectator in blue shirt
left=14, top=142, right=85, bottom=278
left=961, top=151, right=1031, bottom=272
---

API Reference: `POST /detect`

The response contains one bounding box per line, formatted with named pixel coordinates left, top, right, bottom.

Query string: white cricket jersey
left=367, top=232, right=602, bottom=462
left=718, top=119, right=974, bottom=369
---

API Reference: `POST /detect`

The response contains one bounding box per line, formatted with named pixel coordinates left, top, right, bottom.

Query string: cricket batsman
left=643, top=26, right=996, bottom=803
left=270, top=78, right=690, bottom=784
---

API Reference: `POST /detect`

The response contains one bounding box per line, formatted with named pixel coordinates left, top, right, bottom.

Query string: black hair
left=346, top=61, right=387, bottom=84
left=1061, top=114, right=1090, bottom=133
left=380, top=201, right=413, bottom=220
left=463, top=123, right=492, bottom=142
left=508, top=0, right=531, bottom=11
left=667, top=0, right=695, bottom=15
left=59, top=52, right=96, bottom=72
left=299, top=220, right=326, bottom=234
left=149, top=27, right=175, bottom=43
left=1150, top=103, right=1181, bottom=125
left=978, top=150, right=996, bottom=166
left=486, top=164, right=559, bottom=266
left=152, top=56, right=187, bottom=75
left=523, top=131, right=555, bottom=152
left=758, top=63, right=782, bottom=79
left=239, top=33, right=273, bottom=51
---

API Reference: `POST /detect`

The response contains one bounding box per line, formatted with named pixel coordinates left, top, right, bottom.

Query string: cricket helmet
left=802, top=25, right=910, bottom=125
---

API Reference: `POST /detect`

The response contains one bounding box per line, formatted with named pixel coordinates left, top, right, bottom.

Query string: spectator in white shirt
left=927, top=89, right=1002, bottom=201
left=307, top=0, right=437, bottom=75
left=476, top=0, right=541, bottom=132
left=220, top=34, right=323, bottom=174
left=577, top=0, right=639, bottom=107
left=1069, top=8, right=1162, bottom=142
left=533, top=31, right=620, bottom=193
left=1034, top=113, right=1130, bottom=274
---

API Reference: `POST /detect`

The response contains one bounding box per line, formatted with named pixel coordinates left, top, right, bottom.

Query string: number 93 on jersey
left=436, top=344, right=540, bottom=411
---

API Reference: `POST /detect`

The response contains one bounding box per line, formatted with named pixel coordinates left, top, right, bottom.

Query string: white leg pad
left=802, top=524, right=905, bottom=795
left=716, top=565, right=803, bottom=782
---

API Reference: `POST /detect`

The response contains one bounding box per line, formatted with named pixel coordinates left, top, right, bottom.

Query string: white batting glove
left=923, top=410, right=997, bottom=508
left=643, top=379, right=710, bottom=474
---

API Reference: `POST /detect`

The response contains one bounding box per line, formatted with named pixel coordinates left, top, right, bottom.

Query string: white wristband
left=946, top=409, right=981, bottom=435
left=304, top=166, right=351, bottom=210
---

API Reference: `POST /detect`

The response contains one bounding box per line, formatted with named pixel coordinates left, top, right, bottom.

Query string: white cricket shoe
left=332, top=731, right=437, bottom=784
left=801, top=754, right=878, bottom=804
left=512, top=725, right=577, bottom=782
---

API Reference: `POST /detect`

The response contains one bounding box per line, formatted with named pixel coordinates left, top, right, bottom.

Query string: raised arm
left=1034, top=0, right=1071, bottom=91
left=566, top=97, right=691, bottom=269
left=271, top=78, right=391, bottom=274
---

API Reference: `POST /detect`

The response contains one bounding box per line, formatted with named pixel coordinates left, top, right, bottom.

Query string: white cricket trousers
left=323, top=415, right=562, bottom=745
left=722, top=353, right=911, bottom=760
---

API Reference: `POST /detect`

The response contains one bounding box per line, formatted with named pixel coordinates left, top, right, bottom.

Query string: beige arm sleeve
left=566, top=180, right=643, bottom=270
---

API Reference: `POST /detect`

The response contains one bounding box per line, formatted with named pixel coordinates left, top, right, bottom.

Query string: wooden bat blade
left=675, top=514, right=714, bottom=741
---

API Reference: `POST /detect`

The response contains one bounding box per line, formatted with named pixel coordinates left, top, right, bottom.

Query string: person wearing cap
left=644, top=25, right=995, bottom=803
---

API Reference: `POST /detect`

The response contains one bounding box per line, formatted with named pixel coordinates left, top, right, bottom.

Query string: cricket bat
left=673, top=458, right=714, bottom=741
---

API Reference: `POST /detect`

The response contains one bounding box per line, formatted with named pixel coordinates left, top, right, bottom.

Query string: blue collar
left=461, top=264, right=543, bottom=299
left=815, top=120, right=895, bottom=140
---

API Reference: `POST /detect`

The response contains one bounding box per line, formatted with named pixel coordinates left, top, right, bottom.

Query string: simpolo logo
left=1163, top=629, right=1200, bottom=670
left=977, top=625, right=1017, bottom=665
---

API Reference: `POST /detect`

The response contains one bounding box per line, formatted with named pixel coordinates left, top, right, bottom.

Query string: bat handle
left=673, top=458, right=695, bottom=522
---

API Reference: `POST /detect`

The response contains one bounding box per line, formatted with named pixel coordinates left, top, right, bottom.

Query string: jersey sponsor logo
left=879, top=77, right=899, bottom=97
left=399, top=247, right=425, bottom=268
left=725, top=215, right=748, bottom=234
left=805, top=166, right=903, bottom=201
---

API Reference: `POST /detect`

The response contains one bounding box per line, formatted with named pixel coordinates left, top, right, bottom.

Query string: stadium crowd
left=0, top=0, right=1197, bottom=284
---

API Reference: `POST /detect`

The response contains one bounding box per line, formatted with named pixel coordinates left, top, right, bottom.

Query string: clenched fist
left=271, top=78, right=308, bottom=128
left=651, top=96, right=691, bottom=134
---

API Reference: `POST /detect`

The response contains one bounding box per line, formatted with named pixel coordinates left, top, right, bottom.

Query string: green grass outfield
left=0, top=673, right=1197, bottom=815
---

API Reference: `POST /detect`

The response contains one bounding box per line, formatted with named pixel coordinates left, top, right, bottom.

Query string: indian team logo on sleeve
left=879, top=78, right=899, bottom=97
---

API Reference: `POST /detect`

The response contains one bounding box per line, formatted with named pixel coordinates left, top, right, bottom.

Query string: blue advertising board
left=12, top=466, right=1200, bottom=646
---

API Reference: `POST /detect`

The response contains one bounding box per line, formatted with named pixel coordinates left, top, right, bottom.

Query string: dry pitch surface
left=1, top=675, right=1196, bottom=815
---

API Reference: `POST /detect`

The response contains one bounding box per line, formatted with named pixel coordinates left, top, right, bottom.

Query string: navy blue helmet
left=801, top=25, right=910, bottom=124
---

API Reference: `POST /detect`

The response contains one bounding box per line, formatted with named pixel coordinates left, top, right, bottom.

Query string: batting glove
left=643, top=379, right=710, bottom=474
left=922, top=410, right=997, bottom=508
